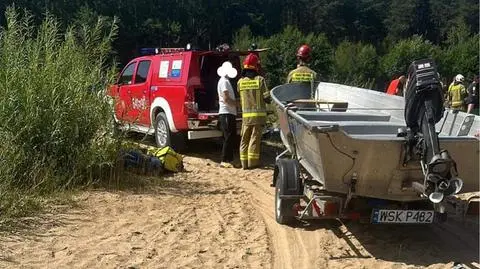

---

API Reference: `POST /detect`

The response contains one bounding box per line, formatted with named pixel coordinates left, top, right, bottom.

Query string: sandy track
left=0, top=142, right=478, bottom=269
left=0, top=156, right=271, bottom=269
left=240, top=166, right=479, bottom=269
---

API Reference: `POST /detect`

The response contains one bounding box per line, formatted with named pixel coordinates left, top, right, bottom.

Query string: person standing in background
left=287, top=44, right=318, bottom=99
left=447, top=74, right=468, bottom=111
left=466, top=75, right=479, bottom=114
left=386, top=75, right=406, bottom=96
left=216, top=61, right=238, bottom=168
left=237, top=54, right=270, bottom=169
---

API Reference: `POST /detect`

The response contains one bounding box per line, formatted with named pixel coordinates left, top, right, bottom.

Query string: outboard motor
left=403, top=59, right=463, bottom=204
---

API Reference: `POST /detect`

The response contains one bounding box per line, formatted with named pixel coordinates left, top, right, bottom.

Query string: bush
left=232, top=25, right=263, bottom=51
left=0, top=7, right=119, bottom=218
left=439, top=21, right=479, bottom=82
left=332, top=41, right=379, bottom=88
left=381, top=35, right=440, bottom=79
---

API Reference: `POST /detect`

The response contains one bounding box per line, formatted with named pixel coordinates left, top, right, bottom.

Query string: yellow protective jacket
left=237, top=75, right=269, bottom=125
left=448, top=83, right=467, bottom=108
left=286, top=65, right=317, bottom=85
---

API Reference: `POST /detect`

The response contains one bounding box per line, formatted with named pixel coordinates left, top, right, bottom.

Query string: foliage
left=0, top=7, right=119, bottom=218
left=380, top=35, right=440, bottom=79
left=232, top=25, right=260, bottom=51
left=440, top=20, right=479, bottom=81
left=1, top=0, right=477, bottom=62
left=333, top=41, right=379, bottom=88
left=0, top=1, right=477, bottom=90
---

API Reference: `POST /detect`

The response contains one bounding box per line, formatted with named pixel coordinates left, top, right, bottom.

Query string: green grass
left=0, top=6, right=122, bottom=223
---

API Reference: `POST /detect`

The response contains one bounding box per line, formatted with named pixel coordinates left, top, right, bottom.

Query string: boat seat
left=297, top=111, right=391, bottom=122
left=334, top=121, right=406, bottom=135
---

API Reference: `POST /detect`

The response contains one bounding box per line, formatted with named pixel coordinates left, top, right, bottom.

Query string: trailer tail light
left=313, top=199, right=339, bottom=217
left=346, top=212, right=361, bottom=220
left=324, top=202, right=338, bottom=216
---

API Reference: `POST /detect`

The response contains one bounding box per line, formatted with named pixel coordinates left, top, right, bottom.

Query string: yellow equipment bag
left=147, top=146, right=184, bottom=172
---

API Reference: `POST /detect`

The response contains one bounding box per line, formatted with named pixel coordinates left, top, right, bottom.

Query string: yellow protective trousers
left=240, top=124, right=263, bottom=169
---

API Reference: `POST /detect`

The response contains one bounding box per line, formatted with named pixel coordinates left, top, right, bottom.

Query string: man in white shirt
left=217, top=61, right=238, bottom=168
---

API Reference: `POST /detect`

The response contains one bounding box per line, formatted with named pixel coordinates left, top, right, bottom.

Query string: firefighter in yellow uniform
left=238, top=53, right=270, bottom=169
left=448, top=74, right=467, bottom=111
left=287, top=44, right=317, bottom=98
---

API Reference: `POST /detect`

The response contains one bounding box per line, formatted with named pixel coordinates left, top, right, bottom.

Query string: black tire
left=154, top=112, right=171, bottom=148
left=273, top=159, right=303, bottom=195
left=274, top=159, right=301, bottom=225
left=275, top=174, right=296, bottom=225
left=154, top=112, right=187, bottom=152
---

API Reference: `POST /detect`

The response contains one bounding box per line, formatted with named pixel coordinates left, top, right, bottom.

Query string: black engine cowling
left=404, top=59, right=444, bottom=134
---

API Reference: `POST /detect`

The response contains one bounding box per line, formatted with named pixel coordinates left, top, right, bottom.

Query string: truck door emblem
left=132, top=97, right=147, bottom=110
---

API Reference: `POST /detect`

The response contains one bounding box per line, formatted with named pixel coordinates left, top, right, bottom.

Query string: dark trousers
left=219, top=113, right=237, bottom=162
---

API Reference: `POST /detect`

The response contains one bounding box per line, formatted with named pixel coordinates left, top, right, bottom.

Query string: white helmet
left=455, top=74, right=464, bottom=82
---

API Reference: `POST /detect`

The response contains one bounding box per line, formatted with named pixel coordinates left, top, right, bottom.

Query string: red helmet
left=243, top=53, right=260, bottom=70
left=296, top=44, right=311, bottom=60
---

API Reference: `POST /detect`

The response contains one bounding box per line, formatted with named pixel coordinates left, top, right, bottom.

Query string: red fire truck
left=107, top=46, right=254, bottom=151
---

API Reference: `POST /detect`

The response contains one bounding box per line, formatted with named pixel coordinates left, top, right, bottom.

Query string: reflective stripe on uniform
left=452, top=101, right=464, bottom=106
left=240, top=153, right=248, bottom=160
left=256, top=85, right=261, bottom=107
left=239, top=80, right=260, bottom=90
left=243, top=112, right=267, bottom=118
left=248, top=153, right=260, bottom=159
left=291, top=72, right=313, bottom=82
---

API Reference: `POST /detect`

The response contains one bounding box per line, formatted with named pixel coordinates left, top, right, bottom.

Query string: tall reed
left=0, top=6, right=119, bottom=218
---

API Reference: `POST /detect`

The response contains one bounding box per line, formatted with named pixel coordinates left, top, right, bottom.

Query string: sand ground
left=1, top=140, right=478, bottom=269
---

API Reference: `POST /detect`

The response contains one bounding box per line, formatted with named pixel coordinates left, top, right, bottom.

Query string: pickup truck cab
left=108, top=46, right=249, bottom=151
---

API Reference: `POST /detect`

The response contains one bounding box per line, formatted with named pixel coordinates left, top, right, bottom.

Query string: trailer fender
left=274, top=159, right=302, bottom=196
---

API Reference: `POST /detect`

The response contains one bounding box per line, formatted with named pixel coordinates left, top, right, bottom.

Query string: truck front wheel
left=154, top=112, right=171, bottom=148
left=154, top=112, right=187, bottom=152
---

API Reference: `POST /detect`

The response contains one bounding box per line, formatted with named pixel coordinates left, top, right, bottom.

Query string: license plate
left=371, top=209, right=434, bottom=224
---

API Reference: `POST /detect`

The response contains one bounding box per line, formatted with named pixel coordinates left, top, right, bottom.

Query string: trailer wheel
left=274, top=159, right=301, bottom=225
left=273, top=159, right=303, bottom=195
left=275, top=176, right=296, bottom=225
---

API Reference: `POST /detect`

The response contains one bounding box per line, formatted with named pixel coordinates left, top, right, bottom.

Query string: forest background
left=2, top=0, right=478, bottom=90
